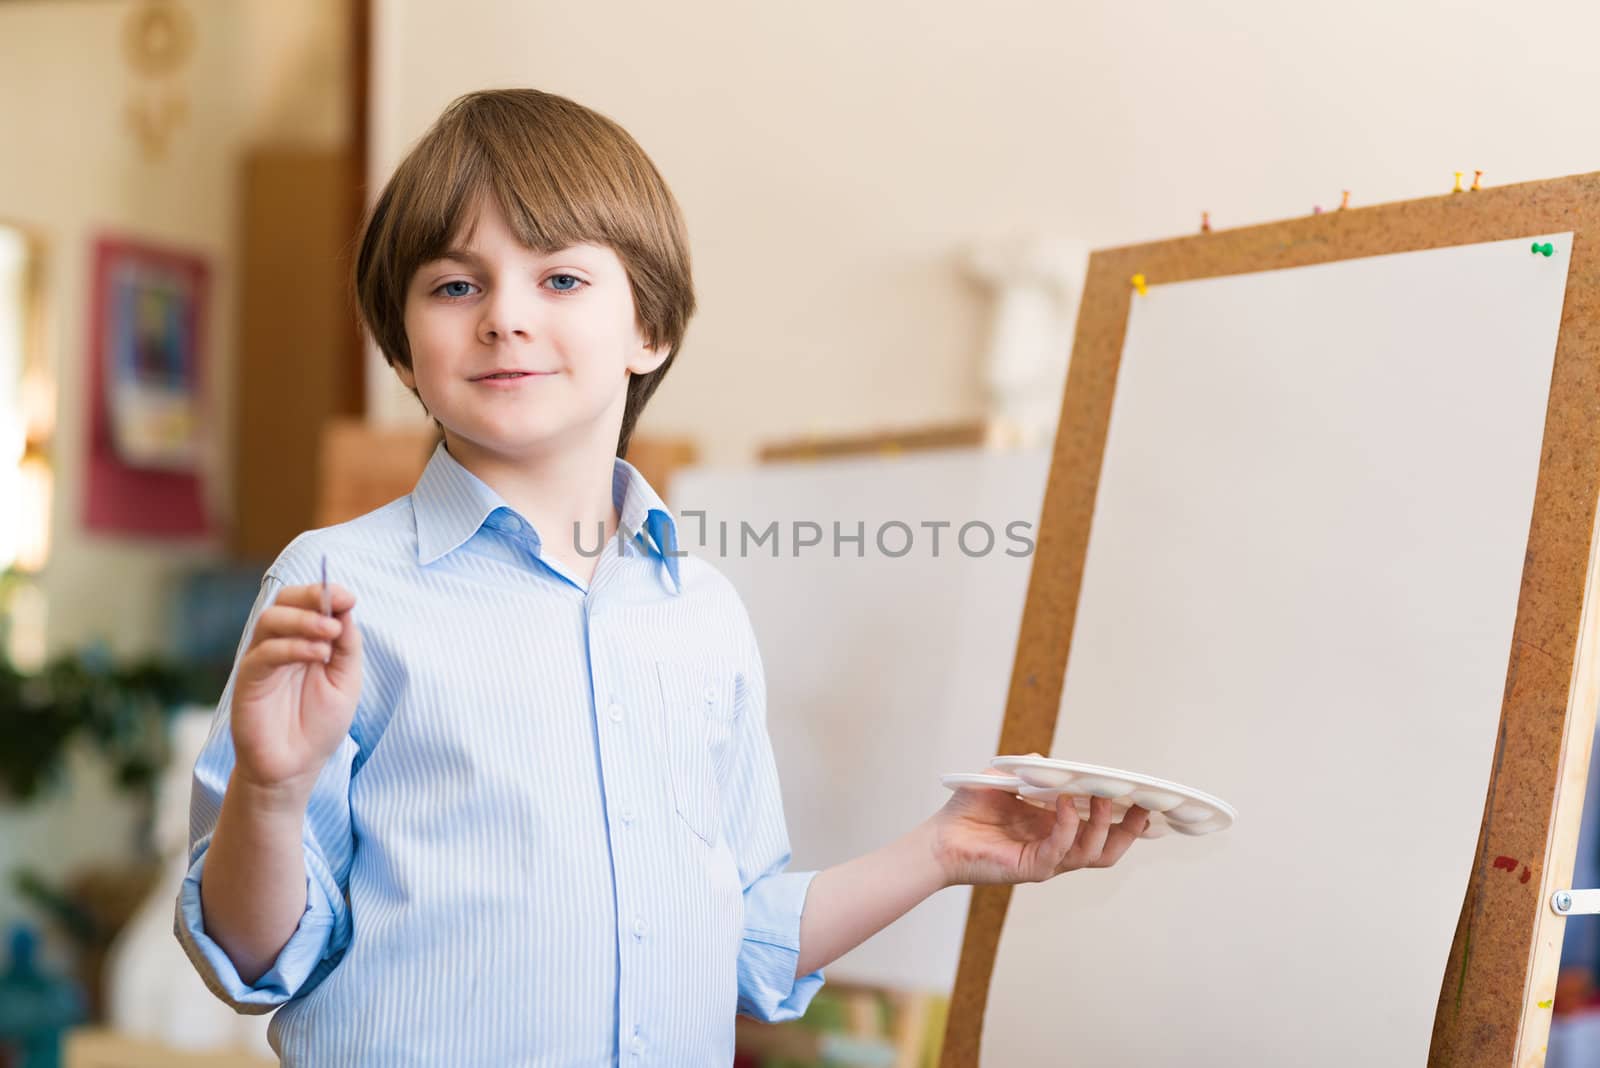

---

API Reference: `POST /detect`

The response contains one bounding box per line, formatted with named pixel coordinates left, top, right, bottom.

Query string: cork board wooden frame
left=938, top=172, right=1600, bottom=1067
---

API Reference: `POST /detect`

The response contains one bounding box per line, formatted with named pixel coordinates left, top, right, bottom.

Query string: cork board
left=938, top=173, right=1600, bottom=1067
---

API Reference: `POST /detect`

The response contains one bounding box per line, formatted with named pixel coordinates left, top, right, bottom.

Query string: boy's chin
left=445, top=424, right=572, bottom=460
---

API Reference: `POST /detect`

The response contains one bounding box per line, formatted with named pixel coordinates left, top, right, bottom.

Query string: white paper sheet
left=983, top=234, right=1572, bottom=1065
left=673, top=448, right=1053, bottom=991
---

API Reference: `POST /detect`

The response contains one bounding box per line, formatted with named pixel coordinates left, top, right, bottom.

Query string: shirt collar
left=411, top=442, right=681, bottom=591
left=614, top=454, right=683, bottom=593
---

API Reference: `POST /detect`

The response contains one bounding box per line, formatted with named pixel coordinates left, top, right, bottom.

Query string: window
left=0, top=223, right=52, bottom=669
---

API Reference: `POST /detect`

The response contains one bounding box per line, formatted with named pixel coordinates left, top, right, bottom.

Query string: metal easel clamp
left=1551, top=889, right=1600, bottom=915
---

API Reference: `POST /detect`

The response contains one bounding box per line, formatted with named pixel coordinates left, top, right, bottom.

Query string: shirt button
left=608, top=702, right=624, bottom=723
left=632, top=917, right=647, bottom=940
left=630, top=1037, right=645, bottom=1056
left=620, top=807, right=636, bottom=825
left=703, top=684, right=717, bottom=704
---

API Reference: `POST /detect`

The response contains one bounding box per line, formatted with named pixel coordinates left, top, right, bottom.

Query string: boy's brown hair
left=353, top=88, right=695, bottom=457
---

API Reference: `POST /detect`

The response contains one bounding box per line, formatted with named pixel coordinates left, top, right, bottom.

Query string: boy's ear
left=628, top=339, right=672, bottom=377
left=394, top=362, right=417, bottom=391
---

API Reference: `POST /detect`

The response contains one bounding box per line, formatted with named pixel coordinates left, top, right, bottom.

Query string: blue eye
left=435, top=281, right=478, bottom=299
left=546, top=274, right=585, bottom=293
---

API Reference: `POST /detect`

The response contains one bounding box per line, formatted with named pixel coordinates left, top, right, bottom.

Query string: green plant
left=0, top=645, right=225, bottom=804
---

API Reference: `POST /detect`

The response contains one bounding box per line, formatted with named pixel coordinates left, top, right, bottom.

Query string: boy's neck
left=442, top=431, right=622, bottom=556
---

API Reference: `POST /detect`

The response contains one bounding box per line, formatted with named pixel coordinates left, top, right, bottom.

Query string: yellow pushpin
left=1339, top=190, right=1351, bottom=211
left=1471, top=169, right=1484, bottom=192
left=1130, top=273, right=1148, bottom=296
left=1452, top=171, right=1464, bottom=194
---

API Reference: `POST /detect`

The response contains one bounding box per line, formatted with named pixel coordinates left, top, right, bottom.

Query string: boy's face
left=398, top=194, right=668, bottom=464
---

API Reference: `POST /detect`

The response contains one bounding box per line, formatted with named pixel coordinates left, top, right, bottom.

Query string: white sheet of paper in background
left=673, top=448, right=1052, bottom=991
left=983, top=234, right=1573, bottom=1066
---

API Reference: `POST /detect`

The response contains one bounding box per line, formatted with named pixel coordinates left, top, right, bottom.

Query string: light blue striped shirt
left=174, top=442, right=824, bottom=1065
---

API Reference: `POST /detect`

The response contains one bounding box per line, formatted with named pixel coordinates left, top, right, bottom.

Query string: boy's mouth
left=471, top=370, right=552, bottom=381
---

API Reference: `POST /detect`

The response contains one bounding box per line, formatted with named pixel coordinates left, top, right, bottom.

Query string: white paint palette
left=941, top=757, right=1237, bottom=840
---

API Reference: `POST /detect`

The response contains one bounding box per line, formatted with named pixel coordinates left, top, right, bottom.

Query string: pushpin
left=1201, top=211, right=1212, bottom=233
left=1312, top=205, right=1323, bottom=215
left=1131, top=273, right=1148, bottom=296
left=1452, top=171, right=1464, bottom=194
left=1471, top=170, right=1484, bottom=192
left=1532, top=242, right=1555, bottom=257
left=1339, top=190, right=1351, bottom=211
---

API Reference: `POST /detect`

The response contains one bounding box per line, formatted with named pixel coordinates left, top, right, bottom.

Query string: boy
left=174, top=88, right=1149, bottom=1066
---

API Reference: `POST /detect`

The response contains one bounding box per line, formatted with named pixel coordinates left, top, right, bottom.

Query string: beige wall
left=0, top=0, right=347, bottom=661
left=368, top=0, right=1600, bottom=464
left=0, top=1, right=242, bottom=662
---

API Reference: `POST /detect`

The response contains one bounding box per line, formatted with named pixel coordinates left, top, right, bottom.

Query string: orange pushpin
left=1339, top=190, right=1351, bottom=211
left=1201, top=211, right=1212, bottom=233
left=1130, top=273, right=1148, bottom=296
left=1471, top=170, right=1484, bottom=191
left=1452, top=171, right=1464, bottom=194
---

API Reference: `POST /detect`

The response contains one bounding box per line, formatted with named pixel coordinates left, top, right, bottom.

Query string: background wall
left=367, top=0, right=1600, bottom=464
left=0, top=0, right=347, bottom=954
left=0, top=0, right=348, bottom=661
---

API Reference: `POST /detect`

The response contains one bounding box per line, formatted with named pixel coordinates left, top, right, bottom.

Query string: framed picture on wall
left=83, top=235, right=211, bottom=538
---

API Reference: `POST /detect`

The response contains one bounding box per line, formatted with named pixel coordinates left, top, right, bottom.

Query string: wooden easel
left=938, top=172, right=1600, bottom=1066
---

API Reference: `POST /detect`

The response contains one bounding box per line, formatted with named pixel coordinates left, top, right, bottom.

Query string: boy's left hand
left=929, top=758, right=1149, bottom=887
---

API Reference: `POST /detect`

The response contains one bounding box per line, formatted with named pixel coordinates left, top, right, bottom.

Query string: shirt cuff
left=172, top=838, right=343, bottom=1013
left=737, top=869, right=825, bottom=1022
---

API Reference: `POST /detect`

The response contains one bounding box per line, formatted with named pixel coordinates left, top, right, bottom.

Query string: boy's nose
left=479, top=323, right=530, bottom=344
left=477, top=293, right=534, bottom=343
left=478, top=316, right=531, bottom=344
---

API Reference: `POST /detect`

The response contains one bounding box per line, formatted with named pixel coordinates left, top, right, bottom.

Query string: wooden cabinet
left=231, top=148, right=363, bottom=560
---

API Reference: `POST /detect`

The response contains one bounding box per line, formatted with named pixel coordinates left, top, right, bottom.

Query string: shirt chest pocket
left=654, top=659, right=740, bottom=846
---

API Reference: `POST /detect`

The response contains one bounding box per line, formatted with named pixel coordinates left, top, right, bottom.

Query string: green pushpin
left=1532, top=242, right=1555, bottom=257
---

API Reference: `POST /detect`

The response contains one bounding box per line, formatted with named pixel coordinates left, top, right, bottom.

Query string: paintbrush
left=321, top=555, right=332, bottom=663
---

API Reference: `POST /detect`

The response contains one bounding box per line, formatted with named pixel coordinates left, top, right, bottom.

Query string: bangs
left=395, top=96, right=671, bottom=273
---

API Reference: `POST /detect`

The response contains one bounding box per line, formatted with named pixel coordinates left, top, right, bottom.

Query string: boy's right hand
left=229, top=582, right=362, bottom=802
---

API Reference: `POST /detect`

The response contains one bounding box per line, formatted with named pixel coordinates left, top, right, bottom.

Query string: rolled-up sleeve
left=172, top=569, right=357, bottom=1013
left=723, top=597, right=825, bottom=1022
